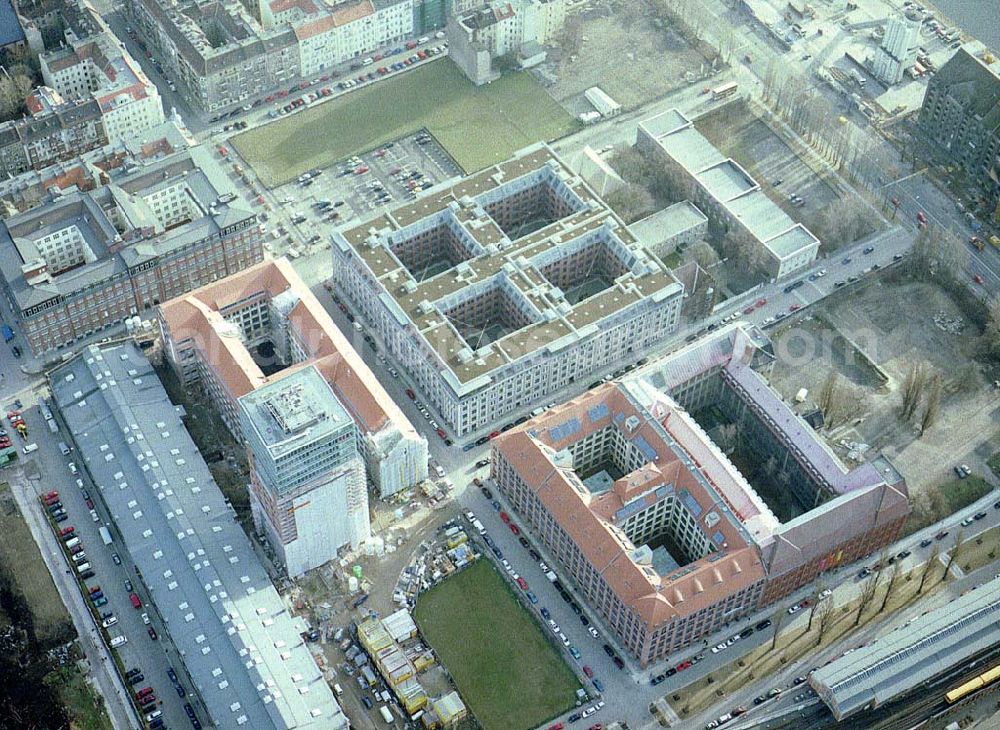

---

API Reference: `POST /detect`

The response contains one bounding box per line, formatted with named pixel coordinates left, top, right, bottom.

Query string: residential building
left=331, top=143, right=685, bottom=438
left=872, top=14, right=920, bottom=85
left=918, top=42, right=1000, bottom=213
left=0, top=143, right=264, bottom=357
left=447, top=0, right=565, bottom=84
left=157, top=258, right=428, bottom=498
left=239, top=365, right=370, bottom=577
left=491, top=324, right=909, bottom=666
left=40, top=0, right=164, bottom=145
left=0, top=117, right=195, bottom=213
left=0, top=90, right=107, bottom=178
left=50, top=342, right=348, bottom=729
left=0, top=0, right=28, bottom=51
left=126, top=0, right=416, bottom=113
left=637, top=109, right=820, bottom=279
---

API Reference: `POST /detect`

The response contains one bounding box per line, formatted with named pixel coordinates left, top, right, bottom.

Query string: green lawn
left=940, top=475, right=993, bottom=513
left=45, top=665, right=113, bottom=730
left=988, top=451, right=1000, bottom=478
left=231, top=59, right=578, bottom=187
left=413, top=560, right=580, bottom=730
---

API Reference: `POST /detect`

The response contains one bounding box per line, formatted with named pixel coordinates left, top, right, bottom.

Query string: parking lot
left=14, top=402, right=203, bottom=730
left=269, top=131, right=461, bottom=257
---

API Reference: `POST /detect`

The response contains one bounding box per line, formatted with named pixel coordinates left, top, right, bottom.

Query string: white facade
left=873, top=16, right=920, bottom=85
left=296, top=0, right=414, bottom=78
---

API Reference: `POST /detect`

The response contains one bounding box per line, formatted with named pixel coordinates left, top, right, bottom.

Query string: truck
left=545, top=570, right=558, bottom=582
left=379, top=706, right=393, bottom=724
left=1, top=324, right=12, bottom=342
left=99, top=526, right=113, bottom=546
left=584, top=86, right=621, bottom=117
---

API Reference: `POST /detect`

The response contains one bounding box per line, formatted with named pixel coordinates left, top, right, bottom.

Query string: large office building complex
left=158, top=258, right=427, bottom=502
left=492, top=324, right=909, bottom=666
left=637, top=109, right=820, bottom=280
left=125, top=0, right=434, bottom=114
left=240, top=366, right=370, bottom=577
left=918, top=42, right=1000, bottom=214
left=332, top=143, right=685, bottom=438
left=0, top=143, right=263, bottom=356
left=51, top=342, right=348, bottom=729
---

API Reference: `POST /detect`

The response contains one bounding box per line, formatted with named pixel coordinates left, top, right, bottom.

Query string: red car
left=676, top=660, right=692, bottom=672
left=916, top=210, right=927, bottom=224
left=138, top=694, right=156, bottom=706
left=43, top=490, right=58, bottom=501
left=436, top=428, right=447, bottom=439
left=548, top=724, right=565, bottom=730
left=743, top=305, right=755, bottom=315
left=43, top=494, right=60, bottom=506
left=129, top=593, right=142, bottom=609
left=136, top=687, right=154, bottom=698
left=789, top=303, right=801, bottom=312
left=755, top=298, right=767, bottom=308
left=355, top=166, right=370, bottom=175
left=583, top=665, right=594, bottom=678
left=509, top=523, right=521, bottom=536
left=516, top=577, right=529, bottom=590
left=488, top=431, right=500, bottom=440
left=60, top=526, right=75, bottom=536
left=974, top=274, right=984, bottom=284
left=147, top=626, right=158, bottom=640
left=405, top=389, right=415, bottom=400
left=588, top=724, right=603, bottom=730
left=7, top=411, right=20, bottom=420
left=500, top=511, right=510, bottom=524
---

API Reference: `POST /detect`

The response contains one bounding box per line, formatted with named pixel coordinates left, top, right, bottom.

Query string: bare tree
left=817, top=372, right=838, bottom=417
left=770, top=610, right=786, bottom=652
left=943, top=531, right=965, bottom=582
left=917, top=543, right=939, bottom=595
left=854, top=575, right=879, bottom=627
left=807, top=583, right=827, bottom=632
left=919, top=375, right=943, bottom=436
left=901, top=362, right=926, bottom=421
left=877, top=561, right=900, bottom=614
left=982, top=298, right=1000, bottom=363
left=814, top=600, right=837, bottom=647
left=604, top=184, right=655, bottom=224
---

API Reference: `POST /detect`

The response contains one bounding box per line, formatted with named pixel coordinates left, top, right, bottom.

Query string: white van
left=76, top=562, right=91, bottom=573
left=65, top=537, right=81, bottom=549
left=68, top=462, right=77, bottom=474
left=333, top=683, right=343, bottom=695
left=22, top=443, right=38, bottom=454
left=109, top=635, right=128, bottom=648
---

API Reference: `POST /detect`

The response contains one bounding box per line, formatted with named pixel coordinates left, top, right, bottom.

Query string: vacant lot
left=0, top=481, right=72, bottom=646
left=233, top=60, right=576, bottom=187
left=770, top=276, right=998, bottom=510
left=413, top=560, right=579, bottom=730
left=543, top=1, right=712, bottom=111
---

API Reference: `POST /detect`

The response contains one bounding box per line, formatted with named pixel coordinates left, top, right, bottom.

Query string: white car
left=109, top=635, right=128, bottom=648
left=588, top=627, right=600, bottom=639
left=712, top=644, right=726, bottom=653
left=818, top=589, right=832, bottom=599
left=582, top=708, right=595, bottom=718
left=101, top=616, right=118, bottom=628
left=788, top=603, right=803, bottom=614
left=141, top=613, right=151, bottom=625
left=539, top=562, right=549, bottom=572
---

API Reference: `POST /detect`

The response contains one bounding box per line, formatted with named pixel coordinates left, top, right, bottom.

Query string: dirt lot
left=768, top=275, right=999, bottom=514
left=541, top=0, right=713, bottom=112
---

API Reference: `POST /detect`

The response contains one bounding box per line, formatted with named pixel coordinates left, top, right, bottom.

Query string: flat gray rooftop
left=51, top=342, right=346, bottom=730
left=628, top=201, right=707, bottom=249
left=238, top=365, right=353, bottom=460
left=811, top=576, right=1000, bottom=720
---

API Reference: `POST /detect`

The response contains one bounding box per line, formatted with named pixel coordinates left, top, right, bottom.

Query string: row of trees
left=0, top=45, right=41, bottom=123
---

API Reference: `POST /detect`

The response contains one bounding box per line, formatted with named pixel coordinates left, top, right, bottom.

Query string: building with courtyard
left=491, top=324, right=909, bottom=665
left=332, top=143, right=685, bottom=438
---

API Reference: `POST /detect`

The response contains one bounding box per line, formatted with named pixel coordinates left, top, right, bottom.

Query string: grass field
left=232, top=60, right=578, bottom=187
left=413, top=560, right=580, bottom=730
left=45, top=665, right=113, bottom=730
left=940, top=476, right=993, bottom=513
left=0, top=482, right=72, bottom=646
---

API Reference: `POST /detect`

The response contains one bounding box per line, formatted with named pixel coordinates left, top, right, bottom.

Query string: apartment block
left=447, top=0, right=565, bottom=84
left=157, top=258, right=427, bottom=498
left=491, top=324, right=909, bottom=666
left=0, top=143, right=263, bottom=356
left=126, top=0, right=417, bottom=113
left=239, top=365, right=370, bottom=577
left=40, top=0, right=165, bottom=145
left=332, top=143, right=684, bottom=438
left=872, top=14, right=920, bottom=85
left=637, top=109, right=820, bottom=280
left=918, top=42, right=1000, bottom=212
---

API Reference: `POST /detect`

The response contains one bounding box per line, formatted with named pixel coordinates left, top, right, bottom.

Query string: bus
left=711, top=82, right=739, bottom=100
left=99, top=526, right=113, bottom=545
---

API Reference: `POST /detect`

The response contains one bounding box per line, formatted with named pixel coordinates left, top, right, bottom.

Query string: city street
left=9, top=401, right=203, bottom=730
